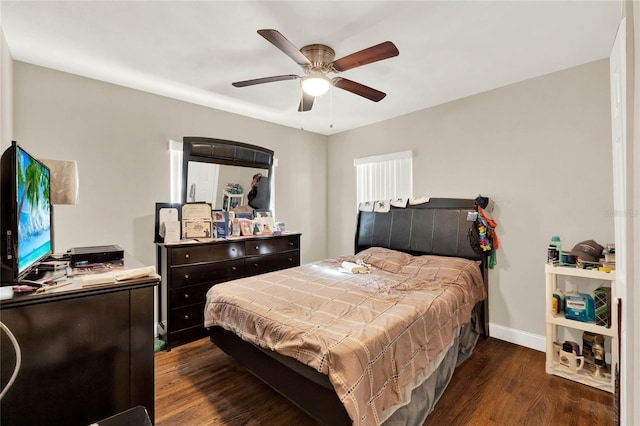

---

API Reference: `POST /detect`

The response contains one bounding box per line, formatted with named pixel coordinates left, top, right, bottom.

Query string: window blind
left=354, top=150, right=413, bottom=206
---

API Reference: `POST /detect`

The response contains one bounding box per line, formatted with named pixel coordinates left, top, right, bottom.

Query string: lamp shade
left=41, top=159, right=79, bottom=205
left=301, top=71, right=330, bottom=97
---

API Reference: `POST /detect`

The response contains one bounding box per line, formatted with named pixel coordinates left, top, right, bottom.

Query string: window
left=354, top=150, right=413, bottom=206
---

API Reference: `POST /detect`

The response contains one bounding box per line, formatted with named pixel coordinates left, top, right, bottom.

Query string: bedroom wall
left=327, top=59, right=614, bottom=349
left=0, top=26, right=12, bottom=149
left=11, top=62, right=328, bottom=268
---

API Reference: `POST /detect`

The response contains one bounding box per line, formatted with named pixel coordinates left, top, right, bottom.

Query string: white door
left=186, top=162, right=219, bottom=204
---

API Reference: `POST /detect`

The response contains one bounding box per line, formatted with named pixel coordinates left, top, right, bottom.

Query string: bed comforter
left=204, top=247, right=486, bottom=425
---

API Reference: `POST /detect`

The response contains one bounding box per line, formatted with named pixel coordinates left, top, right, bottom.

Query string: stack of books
left=603, top=244, right=615, bottom=270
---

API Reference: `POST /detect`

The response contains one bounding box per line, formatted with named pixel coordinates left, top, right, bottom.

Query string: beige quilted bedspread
left=204, top=247, right=485, bottom=425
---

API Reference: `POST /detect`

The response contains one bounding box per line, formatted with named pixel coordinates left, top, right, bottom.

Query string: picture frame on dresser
left=239, top=219, right=252, bottom=236
left=254, top=209, right=272, bottom=218
left=154, top=202, right=182, bottom=243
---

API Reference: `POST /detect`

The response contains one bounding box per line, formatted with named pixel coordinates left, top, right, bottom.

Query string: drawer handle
left=232, top=266, right=237, bottom=271
left=184, top=315, right=189, bottom=320
left=288, top=257, right=293, bottom=262
left=185, top=253, right=190, bottom=259
left=184, top=274, right=189, bottom=280
left=289, top=242, right=294, bottom=246
left=184, top=293, right=189, bottom=299
left=255, top=245, right=260, bottom=250
left=254, top=263, right=259, bottom=268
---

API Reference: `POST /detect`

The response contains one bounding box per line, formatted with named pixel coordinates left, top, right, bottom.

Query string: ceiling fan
left=232, top=29, right=399, bottom=112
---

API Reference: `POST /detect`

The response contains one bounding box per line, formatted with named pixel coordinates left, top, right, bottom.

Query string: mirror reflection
left=186, top=162, right=270, bottom=210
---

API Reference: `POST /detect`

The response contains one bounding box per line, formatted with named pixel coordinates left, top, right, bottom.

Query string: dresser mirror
left=182, top=137, right=274, bottom=211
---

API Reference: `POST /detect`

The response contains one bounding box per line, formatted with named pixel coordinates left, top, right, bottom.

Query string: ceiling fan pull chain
left=330, top=87, right=334, bottom=129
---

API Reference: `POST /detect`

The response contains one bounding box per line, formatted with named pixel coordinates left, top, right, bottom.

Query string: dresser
left=157, top=233, right=301, bottom=350
left=0, top=257, right=159, bottom=426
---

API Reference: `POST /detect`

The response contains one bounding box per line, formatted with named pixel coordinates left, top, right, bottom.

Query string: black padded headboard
left=355, top=197, right=489, bottom=335
left=355, top=198, right=483, bottom=261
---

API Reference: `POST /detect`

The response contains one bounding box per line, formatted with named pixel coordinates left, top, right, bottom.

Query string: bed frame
left=209, top=198, right=489, bottom=425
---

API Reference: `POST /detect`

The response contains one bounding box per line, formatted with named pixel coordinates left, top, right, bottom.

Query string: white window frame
left=354, top=150, right=413, bottom=206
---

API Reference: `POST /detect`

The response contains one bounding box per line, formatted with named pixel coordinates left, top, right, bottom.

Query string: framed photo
left=212, top=209, right=229, bottom=238
left=181, top=202, right=212, bottom=239
left=155, top=202, right=182, bottom=243
left=235, top=212, right=253, bottom=220
left=254, top=209, right=273, bottom=218
left=183, top=219, right=212, bottom=239
left=239, top=219, right=253, bottom=236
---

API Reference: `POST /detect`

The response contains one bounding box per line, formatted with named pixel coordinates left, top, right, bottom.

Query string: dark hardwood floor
left=155, top=336, right=614, bottom=425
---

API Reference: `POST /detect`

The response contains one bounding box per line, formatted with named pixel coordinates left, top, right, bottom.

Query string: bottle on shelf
left=552, top=288, right=565, bottom=316
left=548, top=236, right=562, bottom=265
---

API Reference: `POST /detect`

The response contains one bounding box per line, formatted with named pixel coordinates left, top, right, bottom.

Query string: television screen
left=15, top=144, right=52, bottom=277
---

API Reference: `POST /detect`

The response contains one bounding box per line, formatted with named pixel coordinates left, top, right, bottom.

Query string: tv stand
left=0, top=253, right=159, bottom=425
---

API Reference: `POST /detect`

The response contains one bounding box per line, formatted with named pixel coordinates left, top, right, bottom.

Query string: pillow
left=354, top=247, right=413, bottom=273
left=401, top=254, right=481, bottom=280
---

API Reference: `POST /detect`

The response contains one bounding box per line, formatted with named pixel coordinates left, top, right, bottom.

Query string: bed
left=204, top=198, right=489, bottom=425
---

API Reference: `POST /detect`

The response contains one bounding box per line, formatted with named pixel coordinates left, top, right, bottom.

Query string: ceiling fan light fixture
left=301, top=71, right=330, bottom=96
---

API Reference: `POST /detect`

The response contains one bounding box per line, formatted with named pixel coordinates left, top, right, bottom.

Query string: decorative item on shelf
left=592, top=337, right=606, bottom=378
left=559, top=350, right=584, bottom=373
left=582, top=331, right=608, bottom=376
left=560, top=341, right=584, bottom=373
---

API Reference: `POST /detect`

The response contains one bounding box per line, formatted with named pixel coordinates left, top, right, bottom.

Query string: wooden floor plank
left=155, top=336, right=613, bottom=425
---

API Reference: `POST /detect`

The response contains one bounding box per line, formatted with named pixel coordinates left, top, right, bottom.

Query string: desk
left=0, top=254, right=159, bottom=426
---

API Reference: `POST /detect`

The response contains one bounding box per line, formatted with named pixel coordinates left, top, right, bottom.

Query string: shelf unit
left=222, top=190, right=243, bottom=211
left=545, top=264, right=617, bottom=393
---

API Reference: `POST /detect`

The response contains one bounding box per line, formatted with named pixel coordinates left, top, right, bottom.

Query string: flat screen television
left=1, top=141, right=53, bottom=283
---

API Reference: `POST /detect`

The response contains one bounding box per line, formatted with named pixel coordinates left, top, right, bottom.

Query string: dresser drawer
left=170, top=282, right=213, bottom=309
left=169, top=303, right=205, bottom=331
left=170, top=258, right=245, bottom=288
left=169, top=242, right=245, bottom=265
left=246, top=251, right=300, bottom=275
left=244, top=235, right=300, bottom=256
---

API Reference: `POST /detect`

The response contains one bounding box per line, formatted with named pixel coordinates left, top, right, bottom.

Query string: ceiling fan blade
left=332, top=41, right=399, bottom=72
left=298, top=92, right=315, bottom=112
left=332, top=77, right=386, bottom=102
left=257, top=29, right=311, bottom=67
left=232, top=74, right=299, bottom=87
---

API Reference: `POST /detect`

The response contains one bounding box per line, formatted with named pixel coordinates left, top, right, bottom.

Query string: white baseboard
left=488, top=322, right=546, bottom=352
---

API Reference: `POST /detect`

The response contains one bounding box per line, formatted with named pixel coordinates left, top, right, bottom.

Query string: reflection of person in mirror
left=247, top=173, right=269, bottom=210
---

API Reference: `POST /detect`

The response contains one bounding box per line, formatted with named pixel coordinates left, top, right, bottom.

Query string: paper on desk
left=81, top=266, right=156, bottom=287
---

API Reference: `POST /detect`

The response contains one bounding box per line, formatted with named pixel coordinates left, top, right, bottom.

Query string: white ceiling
left=0, top=1, right=622, bottom=136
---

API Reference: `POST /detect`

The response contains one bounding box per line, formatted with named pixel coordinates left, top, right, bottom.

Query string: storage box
left=565, top=292, right=595, bottom=323
left=594, top=286, right=612, bottom=327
